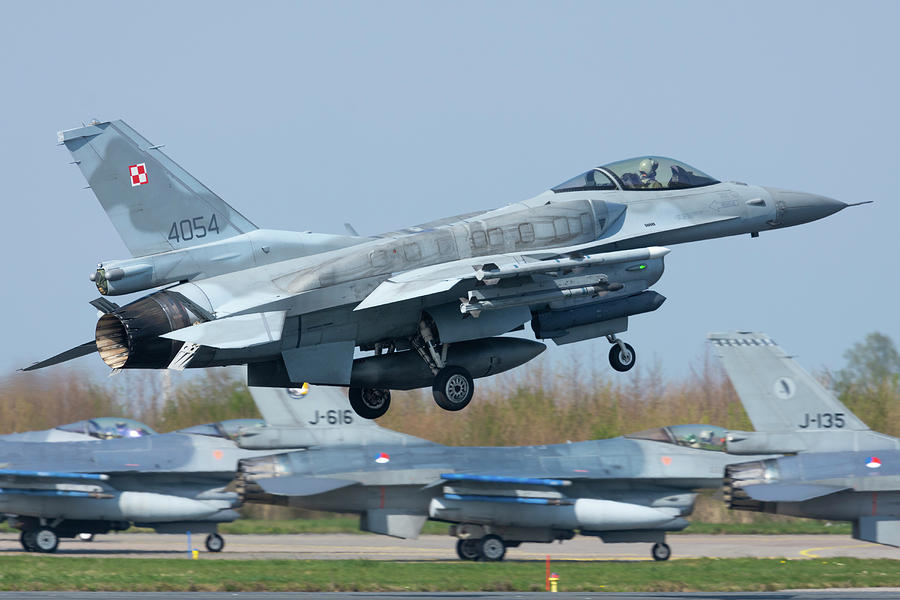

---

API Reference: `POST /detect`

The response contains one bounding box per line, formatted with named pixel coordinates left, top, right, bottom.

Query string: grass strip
left=0, top=557, right=895, bottom=592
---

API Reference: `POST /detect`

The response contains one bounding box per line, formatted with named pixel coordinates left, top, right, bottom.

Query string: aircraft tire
left=205, top=533, right=225, bottom=552
left=348, top=387, right=391, bottom=419
left=432, top=366, right=474, bottom=411
left=608, top=343, right=636, bottom=372
left=651, top=542, right=671, bottom=561
left=456, top=538, right=480, bottom=561
left=478, top=534, right=506, bottom=561
left=32, top=527, right=59, bottom=553
left=19, top=530, right=36, bottom=552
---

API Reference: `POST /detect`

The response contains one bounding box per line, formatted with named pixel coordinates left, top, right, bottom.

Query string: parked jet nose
left=764, top=187, right=847, bottom=227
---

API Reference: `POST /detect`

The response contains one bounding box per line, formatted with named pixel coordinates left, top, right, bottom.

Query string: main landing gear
left=607, top=334, right=636, bottom=372
left=455, top=534, right=509, bottom=562
left=20, top=527, right=59, bottom=553
left=205, top=532, right=225, bottom=552
left=348, top=317, right=476, bottom=419
left=651, top=541, right=671, bottom=561
left=349, top=387, right=391, bottom=419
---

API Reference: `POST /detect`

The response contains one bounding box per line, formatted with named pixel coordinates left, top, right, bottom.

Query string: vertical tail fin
left=248, top=384, right=378, bottom=430
left=709, top=331, right=868, bottom=432
left=58, top=119, right=256, bottom=257
left=243, top=385, right=429, bottom=449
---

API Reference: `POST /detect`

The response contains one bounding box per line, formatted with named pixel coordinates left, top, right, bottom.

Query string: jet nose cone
left=764, top=187, right=847, bottom=227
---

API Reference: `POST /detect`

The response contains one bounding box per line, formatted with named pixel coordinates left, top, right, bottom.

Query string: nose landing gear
left=607, top=334, right=636, bottom=372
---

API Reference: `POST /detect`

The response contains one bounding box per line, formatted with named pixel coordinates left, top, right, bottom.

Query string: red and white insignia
left=129, top=163, right=149, bottom=186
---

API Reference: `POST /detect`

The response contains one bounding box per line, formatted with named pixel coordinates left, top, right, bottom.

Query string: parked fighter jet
left=0, top=383, right=324, bottom=554
left=710, top=331, right=900, bottom=548
left=28, top=120, right=858, bottom=419
left=234, top=386, right=773, bottom=561
left=0, top=417, right=156, bottom=443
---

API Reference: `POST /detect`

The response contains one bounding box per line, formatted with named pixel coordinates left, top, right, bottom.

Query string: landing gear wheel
left=205, top=533, right=225, bottom=552
left=19, top=530, right=36, bottom=552
left=432, top=366, right=474, bottom=411
left=478, top=534, right=506, bottom=561
left=32, top=527, right=59, bottom=553
left=77, top=533, right=95, bottom=542
left=348, top=387, right=391, bottom=419
left=651, top=542, right=671, bottom=561
left=456, top=538, right=479, bottom=561
left=609, top=342, right=636, bottom=372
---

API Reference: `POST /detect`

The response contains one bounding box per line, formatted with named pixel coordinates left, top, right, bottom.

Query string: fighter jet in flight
left=234, top=386, right=774, bottom=561
left=710, top=331, right=900, bottom=548
left=28, top=120, right=858, bottom=418
left=0, top=386, right=322, bottom=554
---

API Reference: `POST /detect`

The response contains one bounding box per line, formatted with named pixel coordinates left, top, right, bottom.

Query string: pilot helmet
left=638, top=158, right=658, bottom=180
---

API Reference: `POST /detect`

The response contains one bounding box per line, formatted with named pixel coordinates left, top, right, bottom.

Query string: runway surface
left=0, top=532, right=896, bottom=560
left=2, top=592, right=900, bottom=599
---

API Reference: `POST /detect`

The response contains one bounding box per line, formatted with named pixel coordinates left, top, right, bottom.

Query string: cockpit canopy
left=624, top=424, right=728, bottom=452
left=177, top=418, right=265, bottom=440
left=56, top=417, right=157, bottom=440
left=552, top=157, right=718, bottom=193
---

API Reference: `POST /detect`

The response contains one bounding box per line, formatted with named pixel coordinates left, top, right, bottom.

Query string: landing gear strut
left=414, top=317, right=476, bottom=412
left=348, top=387, right=391, bottom=419
left=607, top=334, right=636, bottom=372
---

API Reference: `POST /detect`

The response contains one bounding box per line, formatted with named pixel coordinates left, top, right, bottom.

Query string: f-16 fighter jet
left=0, top=416, right=156, bottom=443
left=235, top=386, right=774, bottom=561
left=28, top=120, right=857, bottom=418
left=0, top=386, right=323, bottom=554
left=711, top=332, right=900, bottom=548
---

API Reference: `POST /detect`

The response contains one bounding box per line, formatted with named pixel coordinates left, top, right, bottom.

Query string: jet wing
left=0, top=469, right=113, bottom=499
left=428, top=471, right=579, bottom=504
left=439, top=473, right=572, bottom=487
left=355, top=246, right=669, bottom=311
left=253, top=475, right=358, bottom=497
left=739, top=482, right=850, bottom=502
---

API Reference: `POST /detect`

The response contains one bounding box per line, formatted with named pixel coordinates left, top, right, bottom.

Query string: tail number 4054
left=169, top=215, right=221, bottom=243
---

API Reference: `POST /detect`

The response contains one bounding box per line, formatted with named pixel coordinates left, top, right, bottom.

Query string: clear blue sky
left=0, top=1, right=895, bottom=385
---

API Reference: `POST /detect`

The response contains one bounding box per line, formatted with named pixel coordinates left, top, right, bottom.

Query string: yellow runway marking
left=798, top=543, right=872, bottom=558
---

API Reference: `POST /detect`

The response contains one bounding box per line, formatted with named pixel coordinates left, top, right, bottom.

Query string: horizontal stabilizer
left=0, top=469, right=109, bottom=481
left=255, top=475, right=357, bottom=497
left=440, top=473, right=571, bottom=487
left=162, top=311, right=286, bottom=349
left=21, top=341, right=97, bottom=372
left=740, top=482, right=849, bottom=502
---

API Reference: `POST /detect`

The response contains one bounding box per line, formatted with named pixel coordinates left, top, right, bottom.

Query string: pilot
left=638, top=158, right=663, bottom=189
